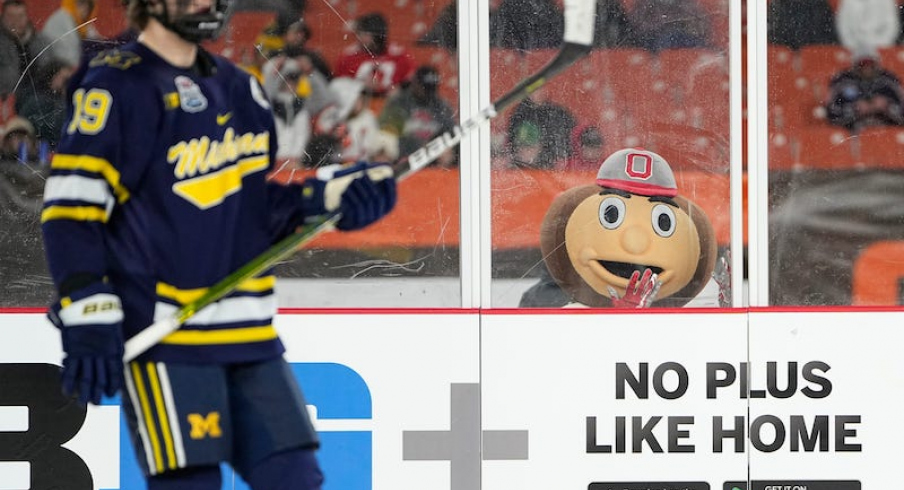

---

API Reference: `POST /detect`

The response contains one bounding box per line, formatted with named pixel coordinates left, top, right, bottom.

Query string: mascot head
left=540, top=148, right=717, bottom=307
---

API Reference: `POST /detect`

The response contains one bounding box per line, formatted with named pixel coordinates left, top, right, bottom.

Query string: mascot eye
left=598, top=197, right=626, bottom=229
left=651, top=204, right=676, bottom=237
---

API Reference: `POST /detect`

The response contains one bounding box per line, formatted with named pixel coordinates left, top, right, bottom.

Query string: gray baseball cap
left=595, top=148, right=678, bottom=197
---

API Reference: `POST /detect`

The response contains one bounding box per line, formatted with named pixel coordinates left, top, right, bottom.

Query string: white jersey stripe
left=153, top=294, right=277, bottom=326
left=124, top=364, right=158, bottom=475
left=156, top=363, right=187, bottom=468
left=43, top=174, right=113, bottom=205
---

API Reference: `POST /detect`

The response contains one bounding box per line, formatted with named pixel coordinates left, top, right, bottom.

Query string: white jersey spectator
left=317, top=77, right=381, bottom=162
left=262, top=57, right=312, bottom=162
left=41, top=0, right=102, bottom=67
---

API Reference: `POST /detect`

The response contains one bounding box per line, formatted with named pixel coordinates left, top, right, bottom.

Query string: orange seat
left=657, top=48, right=721, bottom=101
left=489, top=49, right=533, bottom=102
left=205, top=11, right=277, bottom=60
left=768, top=46, right=820, bottom=128
left=767, top=130, right=796, bottom=171
left=588, top=49, right=654, bottom=108
left=855, top=127, right=904, bottom=169
left=798, top=44, right=852, bottom=99
left=853, top=241, right=904, bottom=305
left=878, top=46, right=904, bottom=80
left=793, top=126, right=856, bottom=169
left=542, top=69, right=606, bottom=125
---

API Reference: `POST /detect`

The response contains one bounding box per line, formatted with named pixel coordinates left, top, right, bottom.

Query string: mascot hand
left=608, top=269, right=661, bottom=308
left=713, top=253, right=731, bottom=308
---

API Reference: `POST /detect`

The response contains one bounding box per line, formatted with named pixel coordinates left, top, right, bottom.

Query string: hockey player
left=40, top=0, right=397, bottom=488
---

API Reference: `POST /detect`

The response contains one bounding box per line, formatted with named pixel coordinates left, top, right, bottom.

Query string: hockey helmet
left=128, top=0, right=233, bottom=43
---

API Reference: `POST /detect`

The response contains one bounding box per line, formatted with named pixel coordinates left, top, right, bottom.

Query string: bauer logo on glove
left=48, top=282, right=125, bottom=406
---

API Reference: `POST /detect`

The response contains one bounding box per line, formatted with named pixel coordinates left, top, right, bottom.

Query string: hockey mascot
left=540, top=148, right=717, bottom=308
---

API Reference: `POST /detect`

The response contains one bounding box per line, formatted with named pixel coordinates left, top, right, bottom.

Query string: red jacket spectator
left=334, top=12, right=416, bottom=96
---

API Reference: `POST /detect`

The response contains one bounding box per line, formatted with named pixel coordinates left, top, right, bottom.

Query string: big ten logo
left=0, top=363, right=372, bottom=490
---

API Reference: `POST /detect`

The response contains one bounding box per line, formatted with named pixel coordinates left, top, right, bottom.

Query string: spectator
left=281, top=19, right=332, bottom=80
left=334, top=12, right=417, bottom=97
left=261, top=35, right=332, bottom=118
left=316, top=77, right=382, bottom=162
left=560, top=124, right=605, bottom=172
left=836, top=0, right=900, bottom=53
left=378, top=65, right=457, bottom=166
left=490, top=0, right=563, bottom=50
left=825, top=48, right=904, bottom=130
left=0, top=115, right=35, bottom=162
left=592, top=0, right=637, bottom=48
left=419, top=0, right=457, bottom=51
left=41, top=0, right=103, bottom=67
left=262, top=57, right=312, bottom=163
left=502, top=120, right=544, bottom=168
left=628, top=0, right=710, bottom=52
left=506, top=94, right=576, bottom=168
left=0, top=116, right=51, bottom=307
left=15, top=58, right=75, bottom=149
left=768, top=0, right=838, bottom=49
left=255, top=18, right=332, bottom=79
left=0, top=0, right=52, bottom=99
left=239, top=44, right=270, bottom=83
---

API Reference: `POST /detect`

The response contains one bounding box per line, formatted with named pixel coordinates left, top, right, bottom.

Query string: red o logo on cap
left=624, top=152, right=653, bottom=179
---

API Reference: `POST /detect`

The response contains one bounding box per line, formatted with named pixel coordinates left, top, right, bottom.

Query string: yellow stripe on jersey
left=171, top=155, right=269, bottom=209
left=50, top=154, right=130, bottom=203
left=161, top=325, right=278, bottom=345
left=41, top=205, right=109, bottom=223
left=130, top=362, right=165, bottom=474
left=146, top=363, right=178, bottom=471
left=156, top=275, right=276, bottom=305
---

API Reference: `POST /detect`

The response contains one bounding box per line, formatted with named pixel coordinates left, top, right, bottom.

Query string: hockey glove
left=48, top=283, right=125, bottom=405
left=607, top=269, right=662, bottom=308
left=301, top=161, right=397, bottom=231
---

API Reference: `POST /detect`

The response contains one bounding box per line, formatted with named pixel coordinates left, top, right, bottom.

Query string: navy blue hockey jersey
left=42, top=42, right=308, bottom=363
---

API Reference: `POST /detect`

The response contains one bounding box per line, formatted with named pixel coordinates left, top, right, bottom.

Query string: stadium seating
left=767, top=130, right=795, bottom=171
left=794, top=126, right=856, bottom=170
left=798, top=44, right=851, bottom=102
left=855, top=127, right=904, bottom=169
left=852, top=241, right=904, bottom=305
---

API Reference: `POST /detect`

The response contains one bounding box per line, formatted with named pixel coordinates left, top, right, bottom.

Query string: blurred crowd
left=0, top=0, right=734, bottom=174
left=5, top=0, right=904, bottom=307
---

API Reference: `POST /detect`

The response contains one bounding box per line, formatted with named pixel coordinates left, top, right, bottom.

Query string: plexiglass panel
left=490, top=0, right=733, bottom=308
left=0, top=0, right=461, bottom=307
left=766, top=0, right=904, bottom=306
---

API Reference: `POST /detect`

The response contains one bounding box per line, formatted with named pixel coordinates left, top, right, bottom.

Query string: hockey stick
left=123, top=0, right=596, bottom=361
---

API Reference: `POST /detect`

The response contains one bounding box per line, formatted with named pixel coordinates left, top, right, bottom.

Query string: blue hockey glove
left=48, top=283, right=125, bottom=405
left=302, top=161, right=397, bottom=231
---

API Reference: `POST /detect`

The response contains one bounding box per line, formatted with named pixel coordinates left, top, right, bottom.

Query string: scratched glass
left=491, top=0, right=733, bottom=309
left=0, top=0, right=462, bottom=308
left=766, top=0, right=904, bottom=307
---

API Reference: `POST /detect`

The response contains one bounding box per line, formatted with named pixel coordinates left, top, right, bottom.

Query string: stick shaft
left=124, top=10, right=595, bottom=362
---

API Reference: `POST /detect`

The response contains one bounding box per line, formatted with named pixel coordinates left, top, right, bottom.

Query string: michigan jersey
left=42, top=42, right=307, bottom=363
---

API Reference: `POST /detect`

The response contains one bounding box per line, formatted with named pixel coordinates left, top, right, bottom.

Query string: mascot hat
left=596, top=148, right=678, bottom=197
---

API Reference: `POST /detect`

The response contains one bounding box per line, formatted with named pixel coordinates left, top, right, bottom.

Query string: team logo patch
left=89, top=50, right=141, bottom=70
left=174, top=76, right=208, bottom=113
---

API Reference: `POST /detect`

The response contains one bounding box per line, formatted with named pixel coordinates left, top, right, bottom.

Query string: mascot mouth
left=597, top=260, right=663, bottom=279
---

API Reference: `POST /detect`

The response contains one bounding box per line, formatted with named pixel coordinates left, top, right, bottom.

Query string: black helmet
left=128, top=0, right=233, bottom=43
